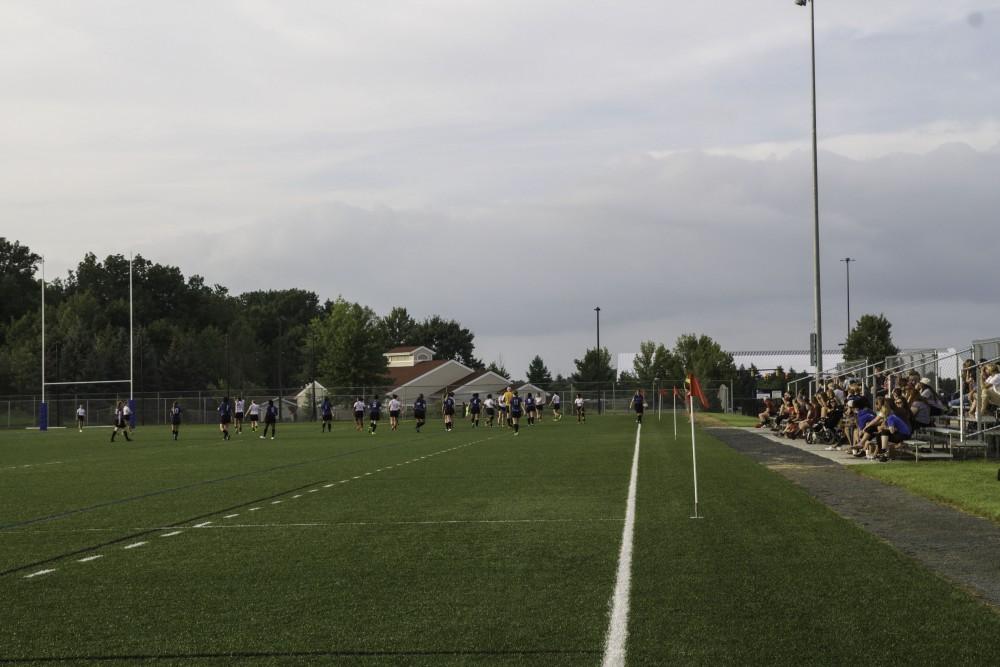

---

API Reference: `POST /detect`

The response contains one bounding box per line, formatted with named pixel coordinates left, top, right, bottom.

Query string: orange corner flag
left=687, top=373, right=710, bottom=409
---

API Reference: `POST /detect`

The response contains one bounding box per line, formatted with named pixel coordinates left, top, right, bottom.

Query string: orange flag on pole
left=687, top=373, right=710, bottom=409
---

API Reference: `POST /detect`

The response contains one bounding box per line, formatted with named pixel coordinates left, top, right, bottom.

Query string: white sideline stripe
left=78, top=555, right=103, bottom=562
left=123, top=541, right=147, bottom=550
left=601, top=424, right=642, bottom=667
left=24, top=568, right=56, bottom=578
left=193, top=521, right=213, bottom=528
left=224, top=513, right=239, bottom=519
left=160, top=531, right=182, bottom=538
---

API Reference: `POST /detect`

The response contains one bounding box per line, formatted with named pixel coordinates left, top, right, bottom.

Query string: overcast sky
left=3, top=1, right=998, bottom=377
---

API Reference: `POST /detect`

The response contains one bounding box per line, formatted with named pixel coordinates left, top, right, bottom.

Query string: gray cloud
left=2, top=1, right=999, bottom=377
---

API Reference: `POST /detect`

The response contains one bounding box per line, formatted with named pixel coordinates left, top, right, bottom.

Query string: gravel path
left=709, top=427, right=1000, bottom=606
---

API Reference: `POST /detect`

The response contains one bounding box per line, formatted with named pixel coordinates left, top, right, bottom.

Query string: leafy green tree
left=411, top=316, right=482, bottom=368
left=526, top=355, right=553, bottom=386
left=381, top=306, right=417, bottom=348
left=571, top=347, right=615, bottom=383
left=841, top=314, right=899, bottom=364
left=486, top=361, right=509, bottom=379
left=0, top=238, right=41, bottom=338
left=671, top=334, right=736, bottom=384
left=632, top=340, right=679, bottom=385
left=310, top=298, right=389, bottom=388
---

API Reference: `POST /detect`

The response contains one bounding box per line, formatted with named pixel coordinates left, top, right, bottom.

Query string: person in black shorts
left=218, top=396, right=232, bottom=440
left=234, top=397, right=245, bottom=434
left=321, top=396, right=333, bottom=432
left=111, top=400, right=131, bottom=442
left=510, top=390, right=523, bottom=435
left=443, top=391, right=456, bottom=431
left=261, top=399, right=277, bottom=439
left=170, top=401, right=182, bottom=440
left=413, top=393, right=427, bottom=432
left=369, top=395, right=381, bottom=435
left=632, top=389, right=644, bottom=424
left=469, top=393, right=482, bottom=428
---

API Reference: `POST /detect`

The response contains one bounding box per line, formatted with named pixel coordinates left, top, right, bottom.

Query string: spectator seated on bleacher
left=917, top=378, right=946, bottom=417
left=876, top=400, right=913, bottom=462
left=756, top=397, right=777, bottom=428
left=851, top=397, right=884, bottom=458
left=950, top=359, right=976, bottom=410
left=974, top=363, right=1000, bottom=417
left=906, top=389, right=932, bottom=430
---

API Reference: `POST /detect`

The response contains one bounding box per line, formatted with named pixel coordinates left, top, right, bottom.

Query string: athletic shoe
left=271, top=436, right=275, bottom=440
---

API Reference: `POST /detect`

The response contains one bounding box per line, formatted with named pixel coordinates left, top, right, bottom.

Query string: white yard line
left=24, top=568, right=57, bottom=578
left=77, top=555, right=103, bottom=562
left=160, top=531, right=182, bottom=538
left=123, top=541, right=147, bottom=550
left=224, top=513, right=239, bottom=519
left=601, top=424, right=642, bottom=667
left=193, top=521, right=213, bottom=528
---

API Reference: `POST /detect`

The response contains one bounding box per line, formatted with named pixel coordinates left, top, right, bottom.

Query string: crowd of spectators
left=754, top=362, right=1000, bottom=463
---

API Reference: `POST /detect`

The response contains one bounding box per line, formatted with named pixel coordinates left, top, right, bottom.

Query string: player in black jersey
left=469, top=393, right=482, bottom=427
left=509, top=391, right=523, bottom=435
left=413, top=393, right=427, bottom=432
left=443, top=392, right=456, bottom=431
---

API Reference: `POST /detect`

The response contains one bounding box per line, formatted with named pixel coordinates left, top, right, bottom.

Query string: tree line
left=1, top=237, right=899, bottom=401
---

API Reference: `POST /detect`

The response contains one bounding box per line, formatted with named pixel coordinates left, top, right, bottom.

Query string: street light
left=841, top=257, right=854, bottom=342
left=594, top=306, right=601, bottom=351
left=796, top=0, right=824, bottom=392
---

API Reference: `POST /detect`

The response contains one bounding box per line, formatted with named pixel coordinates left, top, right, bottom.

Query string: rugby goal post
left=38, top=255, right=135, bottom=431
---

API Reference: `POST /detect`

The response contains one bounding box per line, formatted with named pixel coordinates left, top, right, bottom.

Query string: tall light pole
left=841, top=257, right=854, bottom=342
left=594, top=306, right=601, bottom=351
left=797, top=0, right=823, bottom=390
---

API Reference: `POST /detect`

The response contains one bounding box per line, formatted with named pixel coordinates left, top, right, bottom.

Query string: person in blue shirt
left=321, top=396, right=333, bottom=433
left=524, top=393, right=536, bottom=426
left=218, top=396, right=232, bottom=441
left=369, top=395, right=381, bottom=435
left=170, top=401, right=182, bottom=441
left=509, top=390, right=523, bottom=435
left=413, top=393, right=427, bottom=432
left=632, top=390, right=645, bottom=425
left=443, top=392, right=456, bottom=431
left=261, top=399, right=277, bottom=440
left=878, top=400, right=913, bottom=462
left=469, top=393, right=482, bottom=428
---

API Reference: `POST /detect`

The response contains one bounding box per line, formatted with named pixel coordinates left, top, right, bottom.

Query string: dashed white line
left=224, top=513, right=240, bottom=519
left=248, top=507, right=261, bottom=512
left=193, top=521, right=213, bottom=528
left=309, top=489, right=318, bottom=493
left=323, top=484, right=334, bottom=488
left=160, top=531, right=182, bottom=538
left=77, top=555, right=103, bottom=562
left=123, top=541, right=147, bottom=550
left=24, top=568, right=56, bottom=578
left=292, top=495, right=302, bottom=499
left=352, top=476, right=361, bottom=479
left=271, top=500, right=282, bottom=504
left=340, top=480, right=349, bottom=483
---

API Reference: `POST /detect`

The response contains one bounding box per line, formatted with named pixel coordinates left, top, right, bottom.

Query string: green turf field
left=4, top=416, right=1000, bottom=665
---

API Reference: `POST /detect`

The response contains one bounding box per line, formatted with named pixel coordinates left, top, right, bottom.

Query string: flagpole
left=673, top=390, right=677, bottom=440
left=689, top=393, right=701, bottom=519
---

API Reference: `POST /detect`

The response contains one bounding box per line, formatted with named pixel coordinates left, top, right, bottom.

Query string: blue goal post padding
left=39, top=402, right=48, bottom=431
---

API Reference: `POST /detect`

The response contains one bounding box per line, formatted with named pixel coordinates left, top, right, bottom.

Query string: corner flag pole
left=673, top=390, right=677, bottom=441
left=689, top=393, right=701, bottom=519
